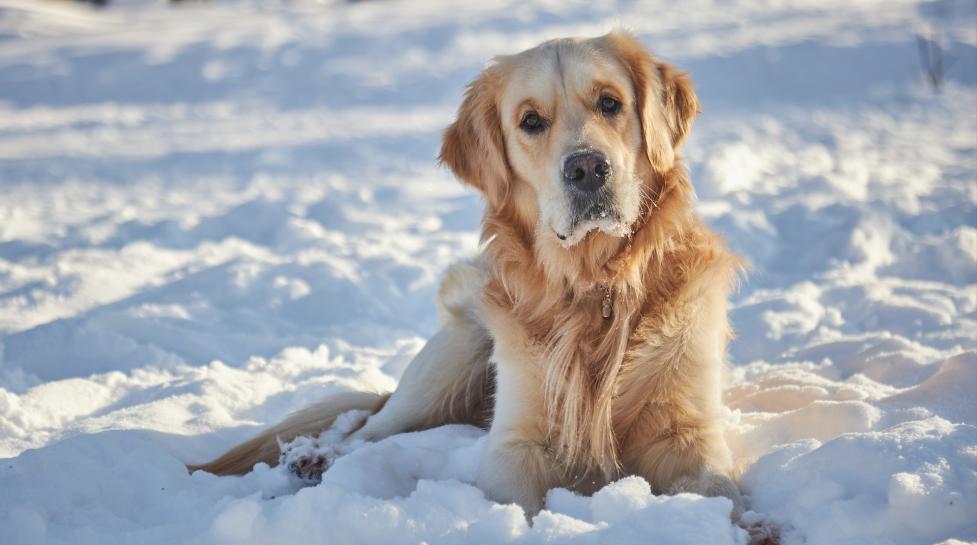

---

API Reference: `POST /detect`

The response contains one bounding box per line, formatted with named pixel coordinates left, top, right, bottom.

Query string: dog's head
left=440, top=31, right=699, bottom=249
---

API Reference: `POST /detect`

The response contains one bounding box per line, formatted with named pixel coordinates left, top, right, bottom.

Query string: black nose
left=563, top=151, right=610, bottom=192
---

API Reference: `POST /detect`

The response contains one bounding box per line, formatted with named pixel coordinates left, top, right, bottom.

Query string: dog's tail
left=187, top=390, right=390, bottom=476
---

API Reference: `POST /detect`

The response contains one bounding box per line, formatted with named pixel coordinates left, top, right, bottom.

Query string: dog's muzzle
left=562, top=149, right=616, bottom=227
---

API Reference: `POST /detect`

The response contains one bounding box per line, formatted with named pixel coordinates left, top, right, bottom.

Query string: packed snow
left=0, top=0, right=975, bottom=544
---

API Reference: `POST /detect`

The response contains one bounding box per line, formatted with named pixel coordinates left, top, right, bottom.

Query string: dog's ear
left=656, top=61, right=699, bottom=149
left=439, top=68, right=510, bottom=208
left=603, top=31, right=700, bottom=173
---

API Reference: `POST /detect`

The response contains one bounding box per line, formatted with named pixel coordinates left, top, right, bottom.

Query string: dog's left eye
left=598, top=95, right=621, bottom=116
left=520, top=111, right=546, bottom=134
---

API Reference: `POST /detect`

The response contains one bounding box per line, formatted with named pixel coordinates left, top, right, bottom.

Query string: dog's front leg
left=475, top=321, right=558, bottom=516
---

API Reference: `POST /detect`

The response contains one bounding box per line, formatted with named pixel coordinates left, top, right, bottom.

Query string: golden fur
left=191, top=31, right=744, bottom=518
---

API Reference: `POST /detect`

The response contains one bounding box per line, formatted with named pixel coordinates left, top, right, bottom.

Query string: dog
left=190, top=30, right=744, bottom=518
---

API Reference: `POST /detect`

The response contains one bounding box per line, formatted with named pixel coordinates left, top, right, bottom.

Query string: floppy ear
left=603, top=31, right=700, bottom=173
left=439, top=68, right=510, bottom=208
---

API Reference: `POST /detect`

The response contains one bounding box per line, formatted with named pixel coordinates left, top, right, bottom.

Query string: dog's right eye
left=598, top=95, right=622, bottom=116
left=519, top=111, right=546, bottom=134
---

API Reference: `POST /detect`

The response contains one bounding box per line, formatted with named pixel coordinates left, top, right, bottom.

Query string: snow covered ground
left=0, top=0, right=975, bottom=544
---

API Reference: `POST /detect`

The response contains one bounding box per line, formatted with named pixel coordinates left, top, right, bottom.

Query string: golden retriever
left=190, top=30, right=744, bottom=518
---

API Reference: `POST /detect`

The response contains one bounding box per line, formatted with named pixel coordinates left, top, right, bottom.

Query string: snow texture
left=0, top=0, right=975, bottom=544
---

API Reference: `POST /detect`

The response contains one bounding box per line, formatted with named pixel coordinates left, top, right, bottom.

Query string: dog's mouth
left=553, top=199, right=629, bottom=247
left=581, top=202, right=614, bottom=222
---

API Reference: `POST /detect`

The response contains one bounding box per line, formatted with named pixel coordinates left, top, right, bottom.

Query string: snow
left=0, top=0, right=975, bottom=544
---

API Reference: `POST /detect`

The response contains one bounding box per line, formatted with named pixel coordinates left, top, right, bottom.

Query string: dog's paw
left=279, top=435, right=340, bottom=485
left=277, top=409, right=371, bottom=486
left=286, top=449, right=337, bottom=485
left=738, top=511, right=782, bottom=545
left=667, top=471, right=744, bottom=520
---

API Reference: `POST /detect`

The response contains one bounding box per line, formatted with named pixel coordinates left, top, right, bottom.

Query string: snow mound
left=743, top=417, right=976, bottom=545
